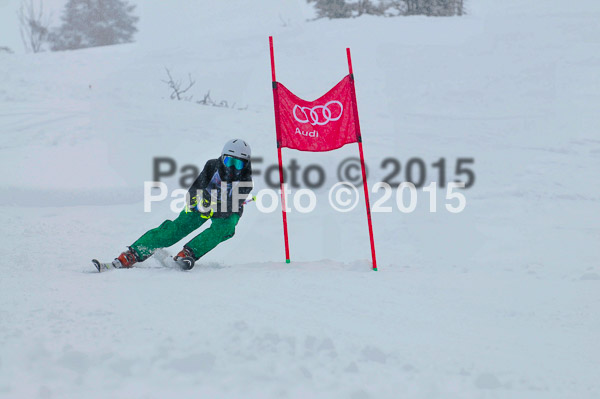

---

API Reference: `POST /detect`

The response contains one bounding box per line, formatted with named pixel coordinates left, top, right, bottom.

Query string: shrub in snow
left=49, top=0, right=138, bottom=51
left=405, top=0, right=464, bottom=16
left=308, top=0, right=354, bottom=19
left=308, top=0, right=464, bottom=18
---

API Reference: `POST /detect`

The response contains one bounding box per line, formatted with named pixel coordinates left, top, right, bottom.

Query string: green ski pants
left=130, top=210, right=240, bottom=261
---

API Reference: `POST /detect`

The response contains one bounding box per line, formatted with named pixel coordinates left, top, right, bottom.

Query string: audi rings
left=293, top=101, right=344, bottom=126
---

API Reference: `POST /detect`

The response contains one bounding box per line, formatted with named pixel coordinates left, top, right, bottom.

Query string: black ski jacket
left=187, top=156, right=253, bottom=218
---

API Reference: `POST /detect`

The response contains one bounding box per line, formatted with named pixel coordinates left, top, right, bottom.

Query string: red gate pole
left=269, top=36, right=291, bottom=264
left=346, top=48, right=378, bottom=271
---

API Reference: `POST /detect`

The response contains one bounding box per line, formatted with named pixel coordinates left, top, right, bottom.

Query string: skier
left=93, top=139, right=253, bottom=271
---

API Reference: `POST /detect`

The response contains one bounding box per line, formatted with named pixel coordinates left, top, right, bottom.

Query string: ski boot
left=173, top=247, right=196, bottom=271
left=92, top=248, right=138, bottom=272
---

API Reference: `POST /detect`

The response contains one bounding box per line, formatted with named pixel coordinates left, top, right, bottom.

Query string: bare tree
left=196, top=90, right=248, bottom=110
left=162, top=68, right=196, bottom=101
left=197, top=90, right=227, bottom=108
left=18, top=0, right=51, bottom=53
left=161, top=68, right=248, bottom=110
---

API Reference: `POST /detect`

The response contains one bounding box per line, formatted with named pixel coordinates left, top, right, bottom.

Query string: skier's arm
left=230, top=163, right=253, bottom=214
left=239, top=162, right=253, bottom=197
left=187, top=160, right=214, bottom=210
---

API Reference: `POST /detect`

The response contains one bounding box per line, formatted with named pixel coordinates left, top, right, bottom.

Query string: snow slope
left=1, top=0, right=599, bottom=398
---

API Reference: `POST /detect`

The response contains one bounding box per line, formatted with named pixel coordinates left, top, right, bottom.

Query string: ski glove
left=200, top=207, right=214, bottom=219
left=189, top=196, right=215, bottom=219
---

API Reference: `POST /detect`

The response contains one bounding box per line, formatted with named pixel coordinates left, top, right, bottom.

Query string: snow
left=1, top=0, right=600, bottom=397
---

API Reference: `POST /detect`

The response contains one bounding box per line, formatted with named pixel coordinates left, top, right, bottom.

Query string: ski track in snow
left=1, top=0, right=600, bottom=397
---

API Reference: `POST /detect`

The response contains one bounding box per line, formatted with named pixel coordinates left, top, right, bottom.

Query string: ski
left=152, top=249, right=196, bottom=271
left=92, top=250, right=196, bottom=273
left=92, top=259, right=118, bottom=272
left=173, top=256, right=195, bottom=271
left=155, top=248, right=196, bottom=271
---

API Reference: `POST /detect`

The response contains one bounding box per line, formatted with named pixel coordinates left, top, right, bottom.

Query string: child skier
left=93, top=139, right=253, bottom=271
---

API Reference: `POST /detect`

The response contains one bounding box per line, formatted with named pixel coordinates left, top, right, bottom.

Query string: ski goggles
left=223, top=156, right=247, bottom=170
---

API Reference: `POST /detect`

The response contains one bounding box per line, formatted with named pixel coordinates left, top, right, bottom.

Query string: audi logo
left=293, top=101, right=344, bottom=126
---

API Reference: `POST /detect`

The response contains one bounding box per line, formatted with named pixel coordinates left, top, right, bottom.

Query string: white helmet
left=221, top=139, right=251, bottom=160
